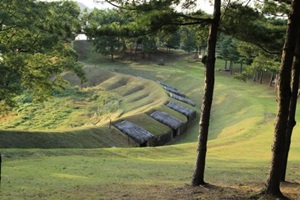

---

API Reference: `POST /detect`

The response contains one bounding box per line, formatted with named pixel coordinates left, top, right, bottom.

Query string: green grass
left=0, top=42, right=299, bottom=199
left=0, top=87, right=122, bottom=130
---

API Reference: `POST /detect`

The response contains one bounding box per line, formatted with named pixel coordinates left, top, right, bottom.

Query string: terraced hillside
left=0, top=58, right=198, bottom=148
left=0, top=41, right=299, bottom=199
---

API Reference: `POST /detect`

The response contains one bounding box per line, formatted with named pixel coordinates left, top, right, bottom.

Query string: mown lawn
left=0, top=45, right=299, bottom=199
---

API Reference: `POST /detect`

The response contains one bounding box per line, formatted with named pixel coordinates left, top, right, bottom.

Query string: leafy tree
left=0, top=0, right=85, bottom=110
left=282, top=30, right=300, bottom=182
left=160, top=29, right=181, bottom=50
left=84, top=9, right=126, bottom=60
left=249, top=54, right=279, bottom=84
left=197, top=28, right=209, bottom=57
left=262, top=0, right=300, bottom=198
left=191, top=0, right=221, bottom=186
left=236, top=41, right=258, bottom=73
left=222, top=3, right=285, bottom=55
left=218, top=35, right=240, bottom=73
left=141, top=35, right=157, bottom=58
left=180, top=27, right=198, bottom=56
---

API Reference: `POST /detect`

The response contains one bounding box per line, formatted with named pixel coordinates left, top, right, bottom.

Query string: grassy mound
left=0, top=52, right=187, bottom=147
left=0, top=42, right=299, bottom=199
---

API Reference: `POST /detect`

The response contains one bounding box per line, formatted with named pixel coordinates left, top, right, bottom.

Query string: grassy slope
left=0, top=43, right=192, bottom=147
left=0, top=68, right=173, bottom=147
left=0, top=42, right=299, bottom=199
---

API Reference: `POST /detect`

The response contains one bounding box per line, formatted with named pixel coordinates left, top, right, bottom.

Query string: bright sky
left=76, top=0, right=113, bottom=9
left=43, top=0, right=213, bottom=14
left=76, top=0, right=213, bottom=13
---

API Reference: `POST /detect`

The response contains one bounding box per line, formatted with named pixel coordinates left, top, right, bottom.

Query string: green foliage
left=0, top=0, right=85, bottom=110
left=84, top=9, right=128, bottom=60
left=260, top=0, right=291, bottom=16
left=141, top=35, right=157, bottom=55
left=235, top=53, right=280, bottom=82
left=0, top=86, right=122, bottom=130
left=218, top=35, right=240, bottom=62
left=180, top=27, right=198, bottom=53
left=236, top=41, right=258, bottom=64
left=84, top=0, right=212, bottom=61
left=161, top=29, right=181, bottom=49
left=251, top=54, right=279, bottom=72
left=222, top=3, right=286, bottom=55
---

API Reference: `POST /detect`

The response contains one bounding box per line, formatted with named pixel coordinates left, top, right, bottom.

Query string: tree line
left=82, top=8, right=206, bottom=60
left=83, top=4, right=285, bottom=87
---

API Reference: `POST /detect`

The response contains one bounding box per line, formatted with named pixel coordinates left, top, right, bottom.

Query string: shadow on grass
left=171, top=183, right=256, bottom=200
left=250, top=182, right=300, bottom=200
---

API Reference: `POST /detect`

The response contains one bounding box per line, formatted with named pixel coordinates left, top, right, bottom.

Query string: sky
left=76, top=0, right=113, bottom=9
left=43, top=0, right=213, bottom=13
left=76, top=0, right=214, bottom=13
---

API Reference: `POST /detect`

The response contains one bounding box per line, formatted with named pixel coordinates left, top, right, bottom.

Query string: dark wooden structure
left=114, top=121, right=154, bottom=147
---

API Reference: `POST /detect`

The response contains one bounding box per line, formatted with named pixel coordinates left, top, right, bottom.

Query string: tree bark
left=229, top=61, right=233, bottom=75
left=269, top=72, right=275, bottom=87
left=264, top=0, right=300, bottom=197
left=259, top=71, right=264, bottom=84
left=224, top=60, right=228, bottom=70
left=0, top=153, right=2, bottom=186
left=281, top=30, right=300, bottom=182
left=253, top=69, right=257, bottom=82
left=191, top=0, right=221, bottom=186
left=240, top=62, right=243, bottom=73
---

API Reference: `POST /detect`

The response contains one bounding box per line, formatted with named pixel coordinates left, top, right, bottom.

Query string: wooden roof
left=167, top=101, right=196, bottom=118
left=163, top=86, right=186, bottom=97
left=150, top=111, right=183, bottom=130
left=169, top=93, right=196, bottom=107
left=114, top=121, right=154, bottom=144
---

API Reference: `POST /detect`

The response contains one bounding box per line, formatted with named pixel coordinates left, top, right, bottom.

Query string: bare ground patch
left=49, top=183, right=270, bottom=200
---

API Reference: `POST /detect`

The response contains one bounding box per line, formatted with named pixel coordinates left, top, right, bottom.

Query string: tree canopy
left=0, top=0, right=85, bottom=109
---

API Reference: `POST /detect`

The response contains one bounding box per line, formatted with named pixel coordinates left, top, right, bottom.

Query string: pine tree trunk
left=259, top=71, right=264, bottom=84
left=274, top=74, right=278, bottom=92
left=191, top=0, right=221, bottom=186
left=0, top=153, right=2, bottom=185
left=253, top=70, right=257, bottom=82
left=224, top=60, right=228, bottom=70
left=230, top=61, right=233, bottom=75
left=269, top=72, right=275, bottom=87
left=240, top=62, right=243, bottom=73
left=281, top=31, right=300, bottom=182
left=264, top=0, right=300, bottom=197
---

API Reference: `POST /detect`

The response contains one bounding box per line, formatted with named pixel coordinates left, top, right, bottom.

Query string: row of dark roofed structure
left=114, top=81, right=197, bottom=147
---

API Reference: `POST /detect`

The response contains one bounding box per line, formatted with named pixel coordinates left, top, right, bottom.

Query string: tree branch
left=252, top=41, right=281, bottom=55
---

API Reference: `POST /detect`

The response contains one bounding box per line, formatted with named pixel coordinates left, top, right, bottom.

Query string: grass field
left=0, top=41, right=299, bottom=199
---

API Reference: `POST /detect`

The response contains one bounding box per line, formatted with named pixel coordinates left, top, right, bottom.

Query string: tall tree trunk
left=224, top=60, right=228, bottom=70
left=240, top=62, right=243, bottom=73
left=229, top=61, right=233, bottom=75
left=269, top=72, right=275, bottom=87
left=191, top=0, right=221, bottom=186
left=259, top=71, right=264, bottom=84
left=274, top=73, right=278, bottom=92
left=253, top=69, right=257, bottom=82
left=281, top=31, right=300, bottom=182
left=264, top=0, right=300, bottom=197
left=0, top=153, right=2, bottom=185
